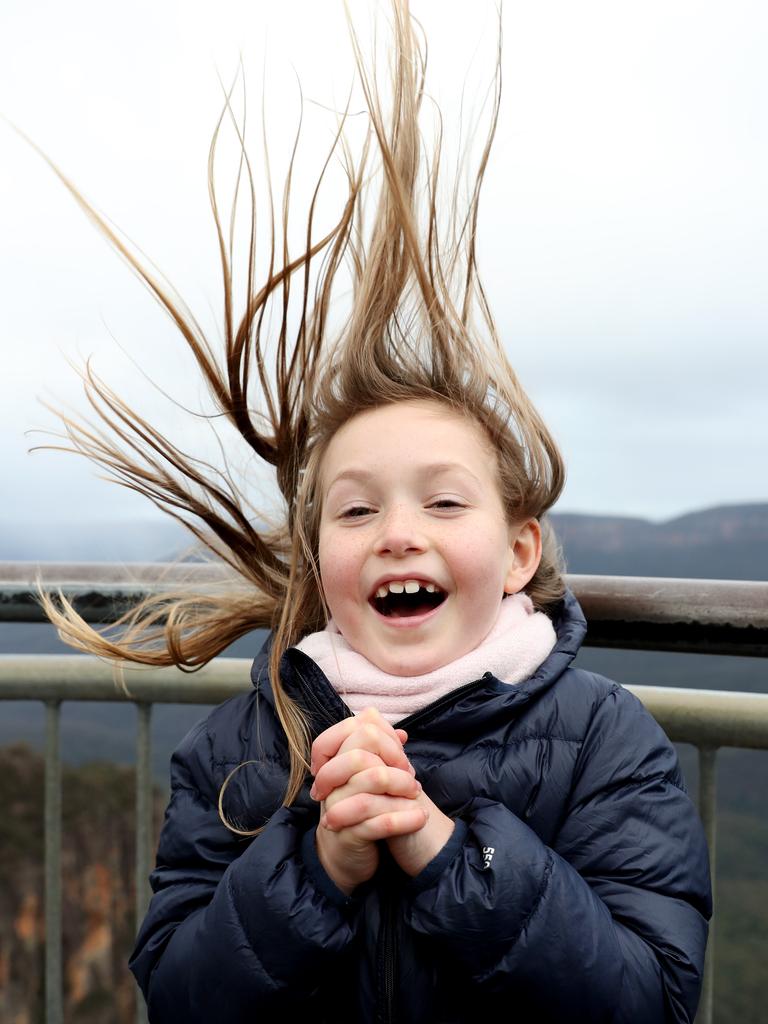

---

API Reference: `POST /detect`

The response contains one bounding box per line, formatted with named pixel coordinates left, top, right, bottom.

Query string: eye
left=428, top=499, right=466, bottom=510
left=341, top=505, right=375, bottom=519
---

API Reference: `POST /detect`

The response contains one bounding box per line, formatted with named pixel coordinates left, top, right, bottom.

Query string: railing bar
left=697, top=746, right=718, bottom=1024
left=44, top=700, right=63, bottom=1024
left=4, top=570, right=768, bottom=656
left=4, top=667, right=768, bottom=752
left=135, top=702, right=153, bottom=1024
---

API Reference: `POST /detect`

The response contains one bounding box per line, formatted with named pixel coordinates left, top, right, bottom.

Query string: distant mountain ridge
left=550, top=503, right=768, bottom=580
left=552, top=503, right=768, bottom=551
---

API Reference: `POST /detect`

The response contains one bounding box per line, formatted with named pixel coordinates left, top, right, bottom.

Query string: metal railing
left=1, top=564, right=767, bottom=1024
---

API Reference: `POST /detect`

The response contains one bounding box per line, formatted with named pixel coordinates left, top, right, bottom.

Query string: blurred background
left=1, top=2, right=766, bottom=1022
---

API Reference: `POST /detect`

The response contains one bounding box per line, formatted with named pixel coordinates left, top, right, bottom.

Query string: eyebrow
left=326, top=461, right=484, bottom=491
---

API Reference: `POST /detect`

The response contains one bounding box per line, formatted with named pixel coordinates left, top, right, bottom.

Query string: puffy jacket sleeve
left=128, top=719, right=360, bottom=1021
left=402, top=684, right=712, bottom=1024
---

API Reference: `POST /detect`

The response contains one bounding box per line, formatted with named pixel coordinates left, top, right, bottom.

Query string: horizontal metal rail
left=570, top=574, right=768, bottom=657
left=1, top=655, right=767, bottom=749
left=0, top=560, right=235, bottom=625
left=2, top=564, right=768, bottom=656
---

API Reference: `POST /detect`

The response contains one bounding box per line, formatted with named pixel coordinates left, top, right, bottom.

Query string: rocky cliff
left=0, top=745, right=161, bottom=1024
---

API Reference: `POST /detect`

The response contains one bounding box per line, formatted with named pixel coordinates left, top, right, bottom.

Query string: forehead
left=320, top=400, right=497, bottom=490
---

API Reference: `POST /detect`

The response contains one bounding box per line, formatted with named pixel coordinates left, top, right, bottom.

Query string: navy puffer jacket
left=129, top=592, right=711, bottom=1022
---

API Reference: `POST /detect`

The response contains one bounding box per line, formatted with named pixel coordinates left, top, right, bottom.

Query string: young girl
left=44, top=3, right=711, bottom=1021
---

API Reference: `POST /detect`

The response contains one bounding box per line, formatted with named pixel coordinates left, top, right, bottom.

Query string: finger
left=310, top=707, right=404, bottom=775
left=323, top=792, right=423, bottom=831
left=324, top=806, right=428, bottom=842
left=336, top=722, right=413, bottom=775
left=310, top=749, right=385, bottom=801
left=317, top=763, right=421, bottom=806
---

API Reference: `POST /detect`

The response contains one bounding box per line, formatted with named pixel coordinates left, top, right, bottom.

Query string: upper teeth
left=376, top=580, right=438, bottom=598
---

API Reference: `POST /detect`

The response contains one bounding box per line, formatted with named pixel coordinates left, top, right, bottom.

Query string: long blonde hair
left=41, top=1, right=565, bottom=821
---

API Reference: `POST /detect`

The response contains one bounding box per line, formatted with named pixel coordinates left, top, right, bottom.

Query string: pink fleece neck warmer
left=294, top=592, right=557, bottom=723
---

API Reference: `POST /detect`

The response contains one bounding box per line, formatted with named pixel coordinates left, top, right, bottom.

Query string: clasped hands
left=310, top=707, right=455, bottom=895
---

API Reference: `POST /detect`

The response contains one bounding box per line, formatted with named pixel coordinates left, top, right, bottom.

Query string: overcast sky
left=1, top=0, right=766, bottom=528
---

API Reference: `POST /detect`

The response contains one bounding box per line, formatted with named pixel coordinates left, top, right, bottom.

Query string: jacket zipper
left=395, top=675, right=488, bottom=730
left=377, top=884, right=398, bottom=1024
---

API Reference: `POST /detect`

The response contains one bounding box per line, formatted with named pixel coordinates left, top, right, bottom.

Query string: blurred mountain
left=550, top=502, right=768, bottom=579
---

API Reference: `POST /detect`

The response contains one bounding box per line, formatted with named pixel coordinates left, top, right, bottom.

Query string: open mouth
left=370, top=579, right=447, bottom=619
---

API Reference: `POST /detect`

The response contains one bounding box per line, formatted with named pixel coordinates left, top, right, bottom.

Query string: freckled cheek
left=318, top=533, right=367, bottom=611
left=449, top=531, right=506, bottom=597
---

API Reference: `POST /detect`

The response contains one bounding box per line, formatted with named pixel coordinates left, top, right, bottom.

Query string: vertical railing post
left=134, top=702, right=153, bottom=1024
left=697, top=745, right=718, bottom=1024
left=45, top=699, right=63, bottom=1024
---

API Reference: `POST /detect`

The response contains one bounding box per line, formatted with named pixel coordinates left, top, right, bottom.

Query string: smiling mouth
left=370, top=580, right=447, bottom=619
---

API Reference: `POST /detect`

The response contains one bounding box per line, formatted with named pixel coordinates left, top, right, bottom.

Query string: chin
left=371, top=647, right=456, bottom=678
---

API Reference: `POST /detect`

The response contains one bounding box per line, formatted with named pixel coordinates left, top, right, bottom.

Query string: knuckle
left=357, top=793, right=374, bottom=816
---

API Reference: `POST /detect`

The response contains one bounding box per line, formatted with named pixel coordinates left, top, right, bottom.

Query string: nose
left=373, top=503, right=427, bottom=557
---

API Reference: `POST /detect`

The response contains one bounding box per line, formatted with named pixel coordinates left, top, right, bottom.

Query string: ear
left=504, top=518, right=542, bottom=595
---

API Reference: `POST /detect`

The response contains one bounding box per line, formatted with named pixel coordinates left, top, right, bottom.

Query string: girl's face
left=318, top=400, right=541, bottom=676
